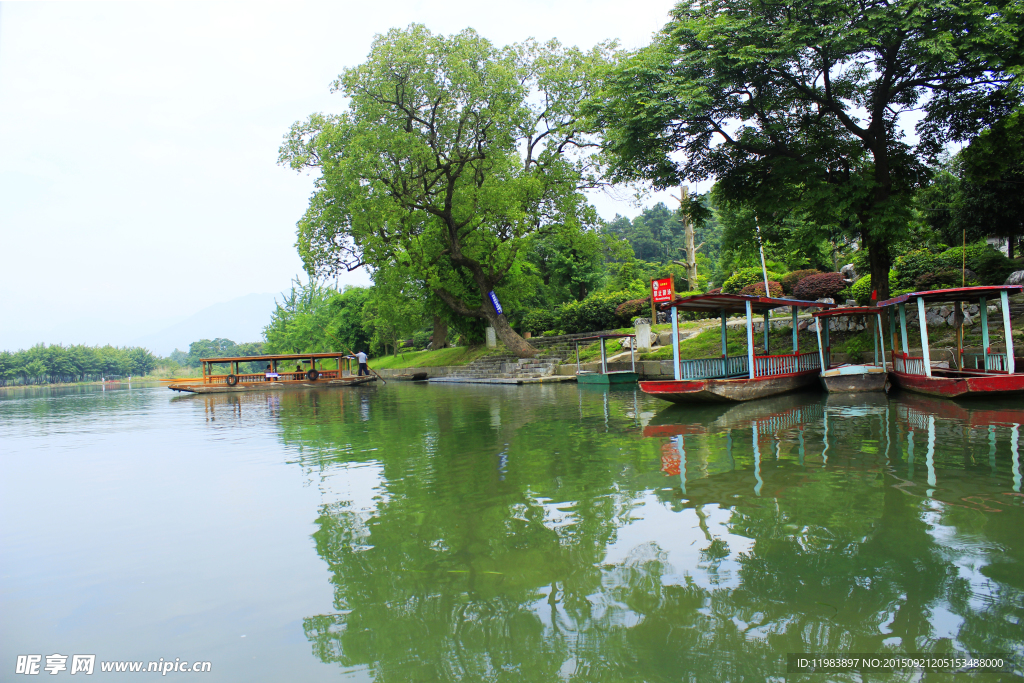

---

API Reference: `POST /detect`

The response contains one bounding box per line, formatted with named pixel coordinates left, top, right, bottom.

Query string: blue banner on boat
left=488, top=290, right=503, bottom=315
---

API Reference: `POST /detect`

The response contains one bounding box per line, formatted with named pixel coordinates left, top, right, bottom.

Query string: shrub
left=722, top=267, right=786, bottom=293
left=558, top=290, right=637, bottom=334
left=937, top=243, right=1014, bottom=285
left=615, top=297, right=652, bottom=322
left=914, top=270, right=974, bottom=290
left=849, top=275, right=873, bottom=304
left=706, top=287, right=722, bottom=295
left=521, top=309, right=559, bottom=335
left=740, top=280, right=783, bottom=298
left=892, top=249, right=943, bottom=289
left=793, top=272, right=847, bottom=300
left=843, top=334, right=872, bottom=364
left=780, top=269, right=823, bottom=295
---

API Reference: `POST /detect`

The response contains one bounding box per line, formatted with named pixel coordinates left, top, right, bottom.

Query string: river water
left=1, top=383, right=1022, bottom=681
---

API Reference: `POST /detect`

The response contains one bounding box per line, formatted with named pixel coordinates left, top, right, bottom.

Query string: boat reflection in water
left=643, top=393, right=1022, bottom=509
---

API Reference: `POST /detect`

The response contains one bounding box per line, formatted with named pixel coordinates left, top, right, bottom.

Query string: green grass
left=368, top=346, right=493, bottom=370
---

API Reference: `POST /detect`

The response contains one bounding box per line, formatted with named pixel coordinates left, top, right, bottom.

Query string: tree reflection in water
left=264, top=385, right=1022, bottom=681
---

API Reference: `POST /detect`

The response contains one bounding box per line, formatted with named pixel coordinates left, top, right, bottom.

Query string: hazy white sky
left=0, top=0, right=687, bottom=350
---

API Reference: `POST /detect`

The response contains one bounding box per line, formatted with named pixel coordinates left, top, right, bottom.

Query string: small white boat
left=811, top=306, right=888, bottom=393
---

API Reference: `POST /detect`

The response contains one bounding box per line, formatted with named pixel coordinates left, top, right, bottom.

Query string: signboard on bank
left=651, top=277, right=674, bottom=303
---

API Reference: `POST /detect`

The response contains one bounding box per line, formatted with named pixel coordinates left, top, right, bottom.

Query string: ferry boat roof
left=199, top=352, right=348, bottom=363
left=877, top=285, right=1023, bottom=307
left=573, top=333, right=635, bottom=341
left=659, top=292, right=835, bottom=314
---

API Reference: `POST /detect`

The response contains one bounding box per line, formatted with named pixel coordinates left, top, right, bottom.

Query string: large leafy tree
left=593, top=0, right=1023, bottom=303
left=280, top=25, right=612, bottom=357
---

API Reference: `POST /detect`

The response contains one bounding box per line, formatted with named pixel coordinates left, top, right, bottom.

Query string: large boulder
left=1006, top=270, right=1024, bottom=286
left=840, top=263, right=858, bottom=283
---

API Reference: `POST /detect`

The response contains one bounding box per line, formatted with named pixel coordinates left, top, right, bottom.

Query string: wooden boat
left=811, top=306, right=888, bottom=393
left=573, top=334, right=639, bottom=384
left=877, top=285, right=1024, bottom=399
left=639, top=293, right=835, bottom=403
left=168, top=352, right=376, bottom=394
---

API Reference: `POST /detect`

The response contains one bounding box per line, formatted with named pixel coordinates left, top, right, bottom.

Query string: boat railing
left=202, top=370, right=345, bottom=384
left=679, top=355, right=749, bottom=379
left=964, top=352, right=1009, bottom=372
left=892, top=352, right=927, bottom=376
left=753, top=351, right=820, bottom=378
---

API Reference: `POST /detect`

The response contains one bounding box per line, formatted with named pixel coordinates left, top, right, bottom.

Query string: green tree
left=592, top=0, right=1024, bottom=304
left=280, top=25, right=613, bottom=357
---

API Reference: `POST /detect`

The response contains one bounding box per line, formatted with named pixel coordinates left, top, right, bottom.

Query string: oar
left=316, top=323, right=387, bottom=384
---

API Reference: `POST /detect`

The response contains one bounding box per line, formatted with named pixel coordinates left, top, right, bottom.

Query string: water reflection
left=241, top=385, right=1024, bottom=680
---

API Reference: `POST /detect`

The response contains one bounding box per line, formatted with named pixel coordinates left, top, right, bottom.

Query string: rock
left=817, top=298, right=835, bottom=305
left=968, top=304, right=979, bottom=315
left=840, top=264, right=858, bottom=282
left=798, top=320, right=808, bottom=331
left=926, top=311, right=946, bottom=326
left=1006, top=270, right=1024, bottom=286
left=838, top=319, right=848, bottom=332
left=946, top=313, right=956, bottom=326
left=963, top=312, right=973, bottom=326
left=938, top=305, right=951, bottom=318
left=846, top=299, right=858, bottom=307
left=808, top=322, right=818, bottom=333
left=657, top=331, right=673, bottom=346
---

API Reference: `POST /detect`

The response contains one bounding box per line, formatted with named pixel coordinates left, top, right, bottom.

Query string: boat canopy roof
left=573, top=334, right=635, bottom=342
left=200, top=352, right=346, bottom=363
left=812, top=306, right=885, bottom=319
left=877, top=285, right=1023, bottom=307
left=659, top=292, right=835, bottom=314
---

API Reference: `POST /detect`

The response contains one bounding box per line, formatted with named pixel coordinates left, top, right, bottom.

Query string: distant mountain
left=131, top=293, right=278, bottom=356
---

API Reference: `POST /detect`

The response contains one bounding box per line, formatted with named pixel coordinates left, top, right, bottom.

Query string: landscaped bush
left=740, top=281, right=783, bottom=298
left=849, top=275, right=873, bottom=304
left=722, top=267, right=786, bottom=293
left=913, top=270, right=975, bottom=290
left=893, top=243, right=1013, bottom=288
left=520, top=309, right=559, bottom=335
left=558, top=290, right=637, bottom=334
left=892, top=249, right=943, bottom=289
left=614, top=297, right=651, bottom=322
left=793, top=272, right=847, bottom=300
left=937, top=243, right=1014, bottom=285
left=780, top=269, right=822, bottom=295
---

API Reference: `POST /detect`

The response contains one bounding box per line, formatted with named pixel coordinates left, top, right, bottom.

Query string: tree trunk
left=482, top=308, right=537, bottom=357
left=864, top=227, right=892, bottom=333
left=677, top=186, right=700, bottom=289
left=431, top=316, right=447, bottom=350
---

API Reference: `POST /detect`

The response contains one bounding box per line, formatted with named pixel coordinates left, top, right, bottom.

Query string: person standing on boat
left=348, top=351, right=369, bottom=376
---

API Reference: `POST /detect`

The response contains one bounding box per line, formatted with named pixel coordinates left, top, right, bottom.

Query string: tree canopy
left=280, top=25, right=613, bottom=357
left=592, top=0, right=1024, bottom=302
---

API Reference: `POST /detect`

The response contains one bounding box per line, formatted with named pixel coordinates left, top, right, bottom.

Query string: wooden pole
left=917, top=297, right=932, bottom=377
left=980, top=296, right=990, bottom=370
left=1001, top=290, right=1016, bottom=374
left=746, top=300, right=756, bottom=379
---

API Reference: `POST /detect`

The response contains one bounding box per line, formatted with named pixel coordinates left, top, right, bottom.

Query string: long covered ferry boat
left=877, top=285, right=1023, bottom=398
left=640, top=293, right=835, bottom=403
left=168, top=352, right=375, bottom=394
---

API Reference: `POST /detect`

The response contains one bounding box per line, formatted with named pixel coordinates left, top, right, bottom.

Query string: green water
left=1, top=383, right=1022, bottom=681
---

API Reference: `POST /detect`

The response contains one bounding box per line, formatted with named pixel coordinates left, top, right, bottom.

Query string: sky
left=0, top=0, right=687, bottom=352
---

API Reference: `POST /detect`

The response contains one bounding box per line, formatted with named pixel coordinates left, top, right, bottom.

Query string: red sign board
left=651, top=277, right=674, bottom=303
